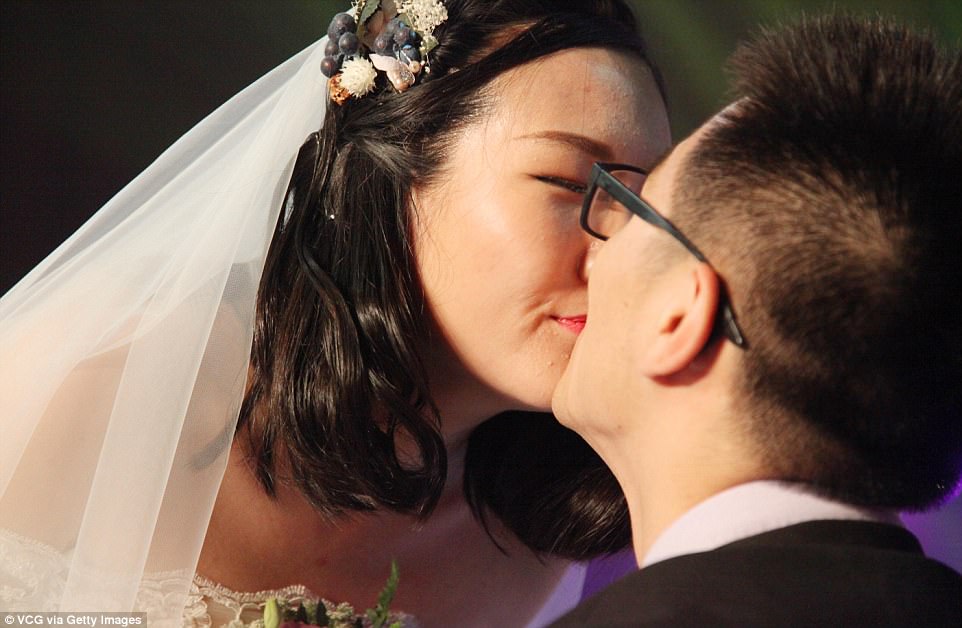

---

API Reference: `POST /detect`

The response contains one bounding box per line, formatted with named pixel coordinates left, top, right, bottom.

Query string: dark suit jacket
left=552, top=520, right=962, bottom=627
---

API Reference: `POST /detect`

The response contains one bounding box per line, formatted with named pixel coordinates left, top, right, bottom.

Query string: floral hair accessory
left=322, top=0, right=448, bottom=103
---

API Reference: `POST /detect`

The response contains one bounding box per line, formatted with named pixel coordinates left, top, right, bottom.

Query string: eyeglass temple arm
left=596, top=171, right=747, bottom=348
left=596, top=174, right=708, bottom=263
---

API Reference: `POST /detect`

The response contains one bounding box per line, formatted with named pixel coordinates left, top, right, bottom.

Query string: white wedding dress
left=0, top=526, right=585, bottom=627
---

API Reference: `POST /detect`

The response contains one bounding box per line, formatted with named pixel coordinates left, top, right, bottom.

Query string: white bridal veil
left=0, top=31, right=329, bottom=620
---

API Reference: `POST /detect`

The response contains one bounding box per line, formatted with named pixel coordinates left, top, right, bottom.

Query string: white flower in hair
left=398, top=0, right=448, bottom=35
left=339, top=56, right=378, bottom=96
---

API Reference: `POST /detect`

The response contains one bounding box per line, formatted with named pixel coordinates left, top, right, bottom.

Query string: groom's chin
left=550, top=367, right=579, bottom=431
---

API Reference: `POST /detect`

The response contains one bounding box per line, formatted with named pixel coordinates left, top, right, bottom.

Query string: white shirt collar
left=641, top=480, right=901, bottom=568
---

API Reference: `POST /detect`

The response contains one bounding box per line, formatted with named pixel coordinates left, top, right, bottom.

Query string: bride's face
left=412, top=47, right=670, bottom=419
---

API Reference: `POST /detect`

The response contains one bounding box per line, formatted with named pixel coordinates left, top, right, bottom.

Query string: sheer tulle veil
left=0, top=32, right=329, bottom=620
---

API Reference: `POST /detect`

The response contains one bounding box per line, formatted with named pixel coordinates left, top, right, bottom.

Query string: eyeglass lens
left=587, top=169, right=648, bottom=239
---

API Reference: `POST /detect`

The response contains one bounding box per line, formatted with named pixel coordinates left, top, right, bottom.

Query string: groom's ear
left=637, top=262, right=720, bottom=377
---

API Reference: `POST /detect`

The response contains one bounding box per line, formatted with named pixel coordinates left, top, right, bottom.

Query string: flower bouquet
left=261, top=561, right=403, bottom=628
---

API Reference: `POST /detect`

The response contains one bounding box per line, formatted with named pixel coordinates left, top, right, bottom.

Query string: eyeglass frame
left=580, top=162, right=747, bottom=349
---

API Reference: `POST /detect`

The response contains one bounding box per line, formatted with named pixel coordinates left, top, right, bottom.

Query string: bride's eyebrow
left=515, top=131, right=614, bottom=161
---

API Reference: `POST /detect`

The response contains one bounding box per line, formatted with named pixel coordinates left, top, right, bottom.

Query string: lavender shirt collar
left=641, top=480, right=900, bottom=568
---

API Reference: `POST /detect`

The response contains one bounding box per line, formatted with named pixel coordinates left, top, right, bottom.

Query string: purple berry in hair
left=320, top=56, right=341, bottom=78
left=400, top=45, right=420, bottom=63
left=338, top=32, right=360, bottom=56
left=374, top=32, right=393, bottom=55
left=394, top=26, right=413, bottom=46
left=327, top=12, right=356, bottom=41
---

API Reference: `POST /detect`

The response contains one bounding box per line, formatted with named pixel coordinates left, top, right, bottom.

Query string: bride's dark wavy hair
left=239, top=0, right=666, bottom=559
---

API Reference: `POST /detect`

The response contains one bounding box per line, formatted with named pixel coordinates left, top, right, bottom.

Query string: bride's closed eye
left=534, top=175, right=587, bottom=195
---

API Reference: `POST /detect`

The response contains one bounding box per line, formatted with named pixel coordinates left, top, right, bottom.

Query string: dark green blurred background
left=0, top=0, right=960, bottom=570
left=2, top=1, right=960, bottom=290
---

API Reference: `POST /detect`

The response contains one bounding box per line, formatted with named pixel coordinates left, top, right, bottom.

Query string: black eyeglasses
left=580, top=162, right=747, bottom=349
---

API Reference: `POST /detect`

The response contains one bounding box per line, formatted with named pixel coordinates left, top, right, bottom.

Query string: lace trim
left=193, top=573, right=320, bottom=606
left=0, top=528, right=67, bottom=612
left=188, top=574, right=418, bottom=627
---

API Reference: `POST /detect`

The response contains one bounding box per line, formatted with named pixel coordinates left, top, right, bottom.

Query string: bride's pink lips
left=554, top=315, right=587, bottom=334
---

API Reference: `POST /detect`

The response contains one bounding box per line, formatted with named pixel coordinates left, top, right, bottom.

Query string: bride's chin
left=490, top=390, right=556, bottom=417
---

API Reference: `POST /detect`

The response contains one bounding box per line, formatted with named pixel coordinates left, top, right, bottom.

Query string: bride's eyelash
left=535, top=175, right=587, bottom=195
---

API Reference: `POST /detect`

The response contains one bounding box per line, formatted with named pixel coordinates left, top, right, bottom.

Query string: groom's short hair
left=672, top=15, right=962, bottom=509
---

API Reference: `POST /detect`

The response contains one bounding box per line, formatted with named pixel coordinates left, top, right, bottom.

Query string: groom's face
left=552, top=132, right=701, bottom=441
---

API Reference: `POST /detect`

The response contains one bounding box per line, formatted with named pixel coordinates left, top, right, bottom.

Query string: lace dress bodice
left=0, top=528, right=416, bottom=627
